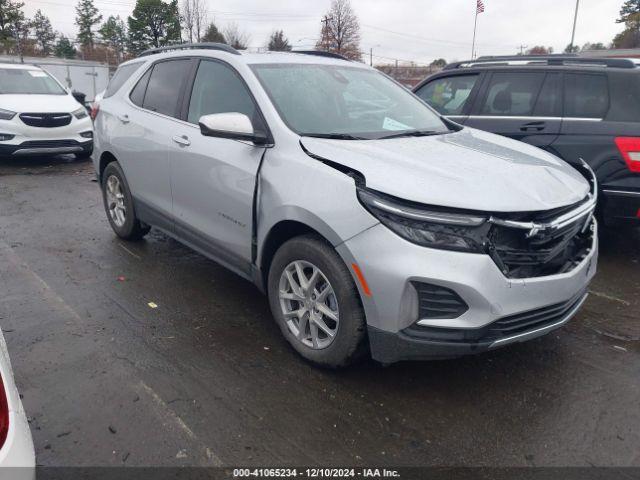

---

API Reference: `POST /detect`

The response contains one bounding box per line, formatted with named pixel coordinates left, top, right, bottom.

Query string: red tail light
left=0, top=374, right=9, bottom=449
left=615, top=137, right=640, bottom=173
left=90, top=103, right=100, bottom=121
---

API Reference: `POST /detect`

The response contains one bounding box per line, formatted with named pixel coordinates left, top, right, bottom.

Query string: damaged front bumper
left=336, top=218, right=598, bottom=364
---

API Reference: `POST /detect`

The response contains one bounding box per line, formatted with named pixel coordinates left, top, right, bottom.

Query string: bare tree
left=526, top=45, right=553, bottom=55
left=180, top=0, right=206, bottom=42
left=223, top=22, right=250, bottom=50
left=315, top=0, right=361, bottom=60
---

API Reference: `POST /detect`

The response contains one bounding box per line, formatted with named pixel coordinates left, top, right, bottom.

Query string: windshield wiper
left=301, top=133, right=365, bottom=140
left=379, top=129, right=444, bottom=140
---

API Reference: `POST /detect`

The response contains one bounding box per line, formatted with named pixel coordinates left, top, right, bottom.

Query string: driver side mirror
left=199, top=113, right=269, bottom=145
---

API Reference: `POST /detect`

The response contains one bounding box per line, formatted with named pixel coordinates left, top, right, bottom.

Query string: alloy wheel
left=278, top=260, right=340, bottom=349
left=106, top=175, right=126, bottom=228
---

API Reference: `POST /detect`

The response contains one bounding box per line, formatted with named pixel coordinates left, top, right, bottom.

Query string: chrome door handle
left=520, top=121, right=545, bottom=132
left=172, top=135, right=191, bottom=146
left=117, top=114, right=129, bottom=124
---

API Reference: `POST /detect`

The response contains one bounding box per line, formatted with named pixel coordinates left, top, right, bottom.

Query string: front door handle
left=117, top=114, right=129, bottom=124
left=172, top=135, right=191, bottom=147
left=520, top=121, right=545, bottom=132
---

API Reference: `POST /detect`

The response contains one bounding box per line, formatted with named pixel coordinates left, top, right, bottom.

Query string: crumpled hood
left=0, top=94, right=81, bottom=113
left=301, top=127, right=590, bottom=212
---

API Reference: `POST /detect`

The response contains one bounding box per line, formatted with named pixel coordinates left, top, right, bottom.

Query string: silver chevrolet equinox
left=93, top=43, right=598, bottom=367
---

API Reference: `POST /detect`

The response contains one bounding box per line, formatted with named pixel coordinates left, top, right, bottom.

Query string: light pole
left=570, top=0, right=580, bottom=52
left=369, top=44, right=381, bottom=66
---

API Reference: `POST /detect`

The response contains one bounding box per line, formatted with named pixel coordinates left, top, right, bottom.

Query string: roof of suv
left=122, top=43, right=358, bottom=68
left=443, top=54, right=640, bottom=71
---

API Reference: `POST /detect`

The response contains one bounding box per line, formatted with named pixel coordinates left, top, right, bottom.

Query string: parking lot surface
left=0, top=156, right=638, bottom=467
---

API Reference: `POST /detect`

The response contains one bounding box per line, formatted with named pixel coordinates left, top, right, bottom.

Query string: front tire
left=101, top=162, right=150, bottom=241
left=267, top=234, right=367, bottom=368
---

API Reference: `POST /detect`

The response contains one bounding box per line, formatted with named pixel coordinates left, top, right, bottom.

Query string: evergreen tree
left=127, top=0, right=181, bottom=54
left=0, top=0, right=24, bottom=43
left=54, top=35, right=76, bottom=58
left=617, top=0, right=640, bottom=23
left=31, top=9, right=56, bottom=55
left=267, top=30, right=291, bottom=51
left=201, top=21, right=225, bottom=43
left=99, top=15, right=127, bottom=60
left=75, top=0, right=102, bottom=48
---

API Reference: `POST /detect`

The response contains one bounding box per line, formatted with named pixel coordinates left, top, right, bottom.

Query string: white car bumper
left=0, top=113, right=93, bottom=157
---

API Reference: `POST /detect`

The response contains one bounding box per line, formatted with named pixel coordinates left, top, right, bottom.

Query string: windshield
left=251, top=63, right=450, bottom=139
left=0, top=68, right=66, bottom=95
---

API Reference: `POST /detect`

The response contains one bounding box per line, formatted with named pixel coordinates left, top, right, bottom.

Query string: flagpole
left=471, top=8, right=478, bottom=59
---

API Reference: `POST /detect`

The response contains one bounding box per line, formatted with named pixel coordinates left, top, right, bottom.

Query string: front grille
left=403, top=289, right=588, bottom=344
left=483, top=289, right=587, bottom=341
left=19, top=112, right=72, bottom=128
left=488, top=206, right=595, bottom=279
left=20, top=140, right=81, bottom=148
left=413, top=282, right=468, bottom=319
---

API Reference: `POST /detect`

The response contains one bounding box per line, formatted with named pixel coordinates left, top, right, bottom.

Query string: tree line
left=1, top=0, right=638, bottom=65
left=0, top=0, right=362, bottom=63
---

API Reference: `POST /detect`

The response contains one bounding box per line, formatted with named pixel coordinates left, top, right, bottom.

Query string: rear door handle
left=520, top=121, right=545, bottom=132
left=172, top=135, right=191, bottom=147
left=117, top=114, right=129, bottom=124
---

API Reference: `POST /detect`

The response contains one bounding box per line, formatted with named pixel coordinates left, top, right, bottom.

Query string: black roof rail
left=139, top=42, right=240, bottom=57
left=293, top=50, right=350, bottom=61
left=444, top=54, right=638, bottom=70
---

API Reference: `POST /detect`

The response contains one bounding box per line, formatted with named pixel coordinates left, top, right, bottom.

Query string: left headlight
left=72, top=107, right=88, bottom=120
left=357, top=188, right=489, bottom=253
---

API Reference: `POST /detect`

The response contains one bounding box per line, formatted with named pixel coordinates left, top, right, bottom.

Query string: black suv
left=414, top=55, right=640, bottom=225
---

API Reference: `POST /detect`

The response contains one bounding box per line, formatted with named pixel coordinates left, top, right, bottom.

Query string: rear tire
left=101, top=162, right=150, bottom=241
left=267, top=234, right=367, bottom=368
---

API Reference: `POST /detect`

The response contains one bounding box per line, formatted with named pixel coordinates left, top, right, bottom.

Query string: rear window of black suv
left=606, top=71, right=640, bottom=122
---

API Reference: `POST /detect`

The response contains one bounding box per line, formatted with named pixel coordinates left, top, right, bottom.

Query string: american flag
left=477, top=0, right=485, bottom=14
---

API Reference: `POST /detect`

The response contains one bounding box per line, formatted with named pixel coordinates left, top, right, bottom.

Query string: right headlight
left=72, top=107, right=88, bottom=119
left=0, top=109, right=16, bottom=120
left=357, top=188, right=489, bottom=253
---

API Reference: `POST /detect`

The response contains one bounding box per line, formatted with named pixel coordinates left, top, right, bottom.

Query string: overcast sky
left=24, top=0, right=624, bottom=65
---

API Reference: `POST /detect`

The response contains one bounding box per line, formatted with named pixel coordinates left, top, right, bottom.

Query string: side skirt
left=133, top=197, right=254, bottom=283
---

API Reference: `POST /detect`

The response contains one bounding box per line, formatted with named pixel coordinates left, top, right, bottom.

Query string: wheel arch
left=98, top=151, right=119, bottom=182
left=257, top=209, right=345, bottom=292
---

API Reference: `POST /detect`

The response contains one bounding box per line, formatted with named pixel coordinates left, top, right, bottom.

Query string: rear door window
left=415, top=74, right=479, bottom=115
left=480, top=72, right=545, bottom=116
left=564, top=74, right=609, bottom=119
left=104, top=62, right=143, bottom=98
left=142, top=59, right=192, bottom=118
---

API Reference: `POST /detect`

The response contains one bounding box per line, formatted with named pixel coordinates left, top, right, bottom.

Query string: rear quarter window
left=606, top=72, right=640, bottom=122
left=104, top=62, right=143, bottom=98
left=564, top=74, right=609, bottom=119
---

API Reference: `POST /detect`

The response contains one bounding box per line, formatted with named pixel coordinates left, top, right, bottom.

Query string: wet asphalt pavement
left=0, top=155, right=638, bottom=468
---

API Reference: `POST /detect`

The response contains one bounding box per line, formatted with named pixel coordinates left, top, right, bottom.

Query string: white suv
left=93, top=44, right=598, bottom=367
left=0, top=63, right=93, bottom=158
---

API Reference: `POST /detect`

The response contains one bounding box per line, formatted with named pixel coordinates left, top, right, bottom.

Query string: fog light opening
left=80, top=131, right=93, bottom=139
left=0, top=133, right=14, bottom=141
